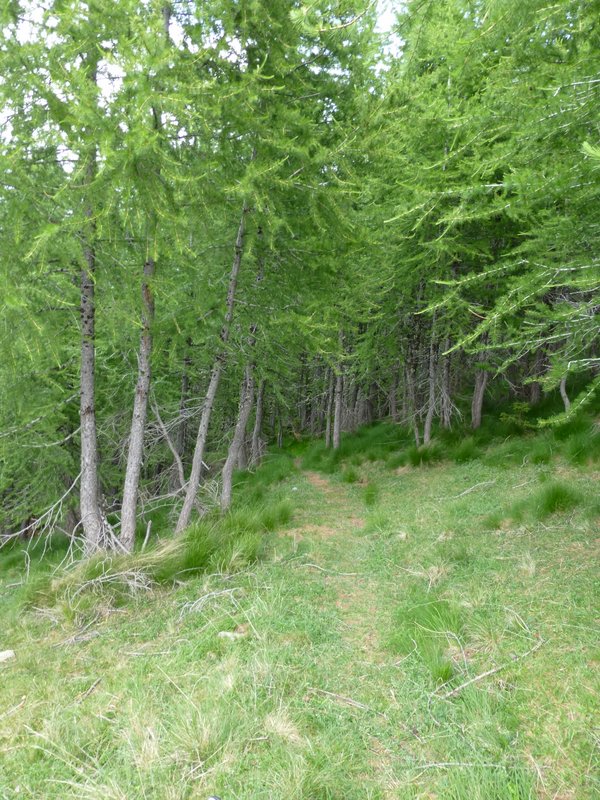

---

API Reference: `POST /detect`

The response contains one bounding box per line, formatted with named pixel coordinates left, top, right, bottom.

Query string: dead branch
left=77, top=678, right=101, bottom=703
left=178, top=588, right=241, bottom=619
left=306, top=687, right=386, bottom=717
left=295, top=562, right=361, bottom=576
left=435, top=638, right=544, bottom=701
left=452, top=480, right=496, bottom=499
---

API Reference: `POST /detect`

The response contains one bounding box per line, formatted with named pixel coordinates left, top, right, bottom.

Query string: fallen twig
left=295, top=562, right=361, bottom=577
left=179, top=588, right=241, bottom=619
left=77, top=678, right=101, bottom=703
left=452, top=480, right=496, bottom=499
left=435, top=638, right=544, bottom=701
left=0, top=696, right=26, bottom=721
left=141, top=519, right=152, bottom=552
left=307, top=687, right=386, bottom=717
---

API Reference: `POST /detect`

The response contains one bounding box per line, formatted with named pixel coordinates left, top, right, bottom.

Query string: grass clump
left=564, top=428, right=600, bottom=466
left=391, top=596, right=464, bottom=685
left=407, top=442, right=443, bottom=467
left=531, top=481, right=582, bottom=518
left=363, top=482, right=379, bottom=507
left=440, top=765, right=535, bottom=800
left=452, top=436, right=480, bottom=463
left=506, top=480, right=583, bottom=525
left=301, top=423, right=410, bottom=472
left=30, top=498, right=294, bottom=613
left=341, top=467, right=359, bottom=484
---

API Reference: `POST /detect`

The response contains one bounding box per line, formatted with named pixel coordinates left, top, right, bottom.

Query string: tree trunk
left=333, top=366, right=343, bottom=450
left=120, top=258, right=155, bottom=552
left=298, top=358, right=308, bottom=431
left=325, top=368, right=334, bottom=448
left=176, top=206, right=248, bottom=533
left=440, top=337, right=452, bottom=429
left=221, top=366, right=255, bottom=512
left=471, top=370, right=488, bottom=429
left=389, top=367, right=399, bottom=422
left=529, top=349, right=544, bottom=406
left=405, top=362, right=420, bottom=447
left=250, top=378, right=266, bottom=466
left=79, top=89, right=106, bottom=554
left=423, top=324, right=437, bottom=446
left=559, top=375, right=571, bottom=413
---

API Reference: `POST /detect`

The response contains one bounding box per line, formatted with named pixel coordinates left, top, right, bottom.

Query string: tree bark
left=405, top=362, right=420, bottom=447
left=176, top=206, right=248, bottom=533
left=529, top=348, right=544, bottom=406
left=423, top=324, right=437, bottom=446
left=389, top=367, right=399, bottom=422
left=333, top=366, right=343, bottom=450
left=221, top=367, right=255, bottom=511
left=440, top=337, right=452, bottom=429
left=120, top=258, right=155, bottom=551
left=79, top=62, right=106, bottom=554
left=250, top=378, right=266, bottom=466
left=324, top=368, right=334, bottom=448
left=471, top=370, right=488, bottom=429
left=559, top=375, right=571, bottom=413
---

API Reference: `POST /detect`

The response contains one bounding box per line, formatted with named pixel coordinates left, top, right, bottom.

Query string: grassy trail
left=0, top=451, right=598, bottom=799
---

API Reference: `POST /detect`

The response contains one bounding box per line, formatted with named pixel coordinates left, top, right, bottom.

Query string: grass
left=0, top=427, right=598, bottom=798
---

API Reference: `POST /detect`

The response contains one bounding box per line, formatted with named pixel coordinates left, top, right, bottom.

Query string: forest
left=0, top=1, right=598, bottom=798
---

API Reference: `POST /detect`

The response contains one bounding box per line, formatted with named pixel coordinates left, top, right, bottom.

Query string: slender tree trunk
left=120, top=258, right=155, bottom=551
left=298, top=358, right=308, bottom=431
left=389, top=367, right=399, bottom=422
left=471, top=370, right=488, bottom=429
left=79, top=74, right=106, bottom=554
left=120, top=8, right=173, bottom=549
left=405, top=363, right=420, bottom=447
left=325, top=368, right=334, bottom=448
left=347, top=381, right=359, bottom=431
left=250, top=378, right=266, bottom=466
left=237, top=439, right=248, bottom=470
left=440, top=337, right=452, bottom=429
left=309, top=364, right=320, bottom=435
left=176, top=206, right=248, bottom=533
left=80, top=247, right=104, bottom=552
left=559, top=375, right=571, bottom=413
left=529, top=348, right=544, bottom=406
left=333, top=367, right=343, bottom=450
left=423, top=324, right=437, bottom=446
left=221, top=366, right=255, bottom=512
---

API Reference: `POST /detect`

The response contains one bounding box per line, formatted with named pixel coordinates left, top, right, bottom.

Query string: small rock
left=0, top=650, right=15, bottom=662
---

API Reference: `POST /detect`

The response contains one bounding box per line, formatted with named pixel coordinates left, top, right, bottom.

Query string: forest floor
left=0, top=438, right=598, bottom=799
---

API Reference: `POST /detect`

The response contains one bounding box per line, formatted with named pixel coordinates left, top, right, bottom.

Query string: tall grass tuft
left=363, top=482, right=379, bottom=507
left=532, top=481, right=582, bottom=518
left=391, top=597, right=463, bottom=685
left=407, top=442, right=443, bottom=467
left=452, top=436, right=480, bottom=463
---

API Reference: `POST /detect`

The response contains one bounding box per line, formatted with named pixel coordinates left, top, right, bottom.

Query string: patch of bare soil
left=330, top=576, right=385, bottom=659
left=285, top=524, right=339, bottom=540
left=305, top=471, right=335, bottom=491
left=348, top=515, right=365, bottom=528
